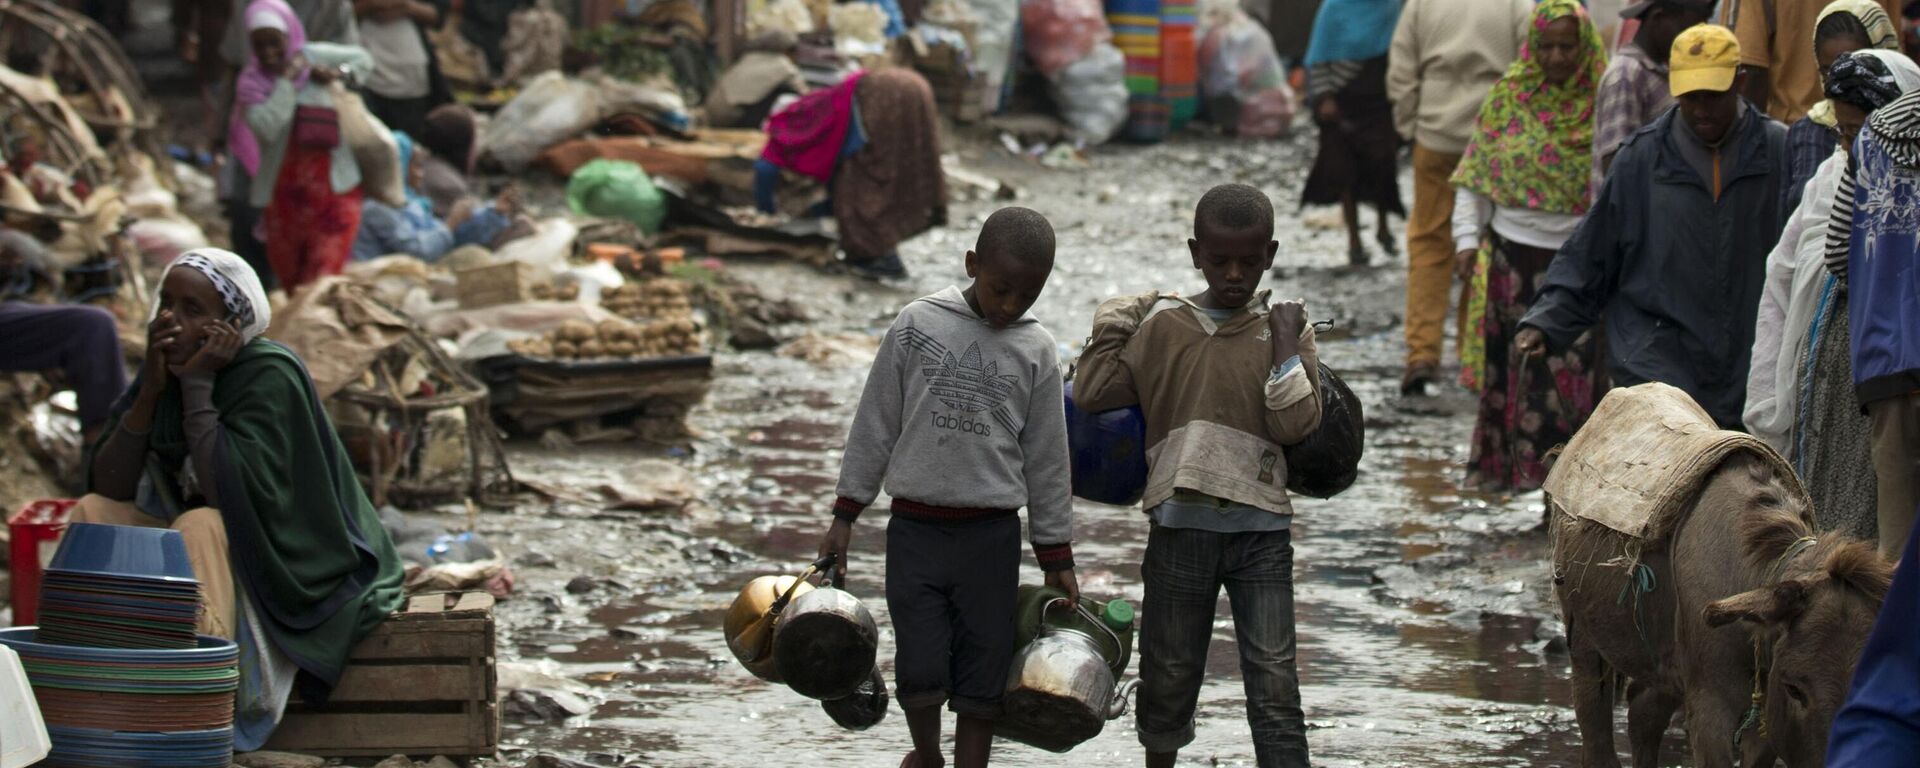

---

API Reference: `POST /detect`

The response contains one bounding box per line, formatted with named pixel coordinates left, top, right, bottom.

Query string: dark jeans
left=0, top=302, right=129, bottom=430
left=884, top=513, right=1019, bottom=718
left=1137, top=524, right=1309, bottom=767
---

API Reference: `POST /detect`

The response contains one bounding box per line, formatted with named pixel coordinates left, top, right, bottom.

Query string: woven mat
left=1543, top=383, right=1802, bottom=542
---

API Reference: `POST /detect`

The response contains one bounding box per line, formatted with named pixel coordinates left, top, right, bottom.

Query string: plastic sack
left=1197, top=10, right=1296, bottom=138
left=1048, top=43, right=1129, bottom=144
left=965, top=0, right=1020, bottom=113
left=1022, top=0, right=1111, bottom=75
left=1284, top=363, right=1364, bottom=498
left=491, top=217, right=578, bottom=275
left=829, top=3, right=890, bottom=57
left=566, top=159, right=668, bottom=235
left=334, top=84, right=405, bottom=206
left=501, top=4, right=568, bottom=84
left=748, top=0, right=817, bottom=37
left=1064, top=380, right=1149, bottom=506
left=126, top=218, right=209, bottom=266
left=482, top=71, right=602, bottom=172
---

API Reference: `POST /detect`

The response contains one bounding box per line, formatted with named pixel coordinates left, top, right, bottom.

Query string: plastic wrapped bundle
left=1198, top=8, right=1295, bottom=137
left=1022, top=0, right=1112, bottom=75
left=1049, top=43, right=1130, bottom=144
left=566, top=160, right=668, bottom=234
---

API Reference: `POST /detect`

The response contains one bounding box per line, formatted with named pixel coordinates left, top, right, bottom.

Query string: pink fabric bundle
left=760, top=71, right=867, bottom=183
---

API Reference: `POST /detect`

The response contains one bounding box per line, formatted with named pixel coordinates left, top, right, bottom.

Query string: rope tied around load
left=1614, top=561, right=1658, bottom=650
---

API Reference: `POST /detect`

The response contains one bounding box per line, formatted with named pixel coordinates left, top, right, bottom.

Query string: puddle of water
left=488, top=134, right=1603, bottom=767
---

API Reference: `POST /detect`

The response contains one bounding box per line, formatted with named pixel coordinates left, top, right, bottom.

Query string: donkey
left=1553, top=453, right=1893, bottom=767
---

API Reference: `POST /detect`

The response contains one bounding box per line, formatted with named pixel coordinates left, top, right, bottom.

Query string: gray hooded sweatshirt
left=832, top=286, right=1076, bottom=570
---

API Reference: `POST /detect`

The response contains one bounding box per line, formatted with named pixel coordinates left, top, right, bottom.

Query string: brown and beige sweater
left=1072, top=290, right=1323, bottom=517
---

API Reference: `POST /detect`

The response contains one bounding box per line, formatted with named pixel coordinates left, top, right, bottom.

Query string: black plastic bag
left=1285, top=363, right=1363, bottom=498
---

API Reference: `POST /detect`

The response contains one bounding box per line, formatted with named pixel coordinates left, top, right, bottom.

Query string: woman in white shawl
left=1746, top=48, right=1920, bottom=537
left=77, top=249, right=405, bottom=750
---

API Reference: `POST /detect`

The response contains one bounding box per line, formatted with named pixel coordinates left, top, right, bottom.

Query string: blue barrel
left=1064, top=381, right=1149, bottom=506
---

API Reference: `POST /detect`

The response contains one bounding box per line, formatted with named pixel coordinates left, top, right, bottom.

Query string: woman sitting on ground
left=352, top=131, right=521, bottom=262
left=417, top=103, right=487, bottom=218
left=76, top=248, right=405, bottom=750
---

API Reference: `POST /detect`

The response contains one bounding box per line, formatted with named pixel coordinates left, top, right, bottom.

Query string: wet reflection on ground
left=483, top=134, right=1598, bottom=767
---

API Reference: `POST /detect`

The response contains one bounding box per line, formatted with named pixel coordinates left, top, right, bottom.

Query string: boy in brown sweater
left=1073, top=184, right=1321, bottom=768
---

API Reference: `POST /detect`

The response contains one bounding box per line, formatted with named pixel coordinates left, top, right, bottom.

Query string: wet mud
left=477, top=133, right=1598, bottom=767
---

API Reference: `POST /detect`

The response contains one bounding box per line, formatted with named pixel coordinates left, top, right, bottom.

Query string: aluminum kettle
left=996, top=599, right=1140, bottom=753
left=772, top=557, right=879, bottom=701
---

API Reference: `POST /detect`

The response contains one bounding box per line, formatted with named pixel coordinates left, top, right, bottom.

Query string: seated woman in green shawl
left=78, top=248, right=405, bottom=750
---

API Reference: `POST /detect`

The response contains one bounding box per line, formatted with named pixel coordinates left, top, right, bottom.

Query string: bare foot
left=900, top=751, right=945, bottom=768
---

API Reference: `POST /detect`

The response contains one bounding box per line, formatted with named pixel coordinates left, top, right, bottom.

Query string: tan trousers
left=1870, top=393, right=1920, bottom=560
left=70, top=494, right=235, bottom=639
left=1406, top=144, right=1463, bottom=367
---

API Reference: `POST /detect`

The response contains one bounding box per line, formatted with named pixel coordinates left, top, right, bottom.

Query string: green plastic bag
left=566, top=159, right=669, bottom=234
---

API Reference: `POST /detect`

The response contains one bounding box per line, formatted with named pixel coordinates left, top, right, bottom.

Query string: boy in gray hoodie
left=818, top=207, right=1078, bottom=768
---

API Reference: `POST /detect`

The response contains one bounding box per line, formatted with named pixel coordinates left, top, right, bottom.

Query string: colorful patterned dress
left=1451, top=0, right=1610, bottom=491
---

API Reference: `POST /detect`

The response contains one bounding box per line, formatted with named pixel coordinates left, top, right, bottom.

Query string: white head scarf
left=247, top=6, right=290, bottom=34
left=154, top=248, right=273, bottom=341
left=1857, top=48, right=1920, bottom=96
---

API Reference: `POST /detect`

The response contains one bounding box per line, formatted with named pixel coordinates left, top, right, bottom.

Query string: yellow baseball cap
left=1670, top=24, right=1741, bottom=97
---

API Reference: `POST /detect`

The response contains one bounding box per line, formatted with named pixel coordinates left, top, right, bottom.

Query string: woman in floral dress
left=1451, top=0, right=1609, bottom=491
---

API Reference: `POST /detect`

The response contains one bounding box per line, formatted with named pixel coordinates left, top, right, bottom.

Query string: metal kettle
left=997, top=598, right=1140, bottom=753
left=724, top=554, right=829, bottom=682
left=772, top=557, right=879, bottom=701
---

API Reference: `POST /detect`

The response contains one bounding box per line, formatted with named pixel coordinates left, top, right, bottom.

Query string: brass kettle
left=723, top=554, right=833, bottom=682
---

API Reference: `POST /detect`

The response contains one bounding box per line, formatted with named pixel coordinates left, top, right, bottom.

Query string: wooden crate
left=265, top=591, right=499, bottom=758
left=455, top=261, right=539, bottom=309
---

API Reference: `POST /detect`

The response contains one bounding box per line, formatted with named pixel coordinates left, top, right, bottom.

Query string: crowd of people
left=1364, top=0, right=1920, bottom=758
left=10, top=0, right=1920, bottom=763
left=216, top=0, right=534, bottom=294
left=1375, top=0, right=1917, bottom=533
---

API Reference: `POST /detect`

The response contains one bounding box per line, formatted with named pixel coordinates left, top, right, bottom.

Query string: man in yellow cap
left=1515, top=25, right=1792, bottom=430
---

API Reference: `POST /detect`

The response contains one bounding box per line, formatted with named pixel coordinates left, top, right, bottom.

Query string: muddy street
left=467, top=132, right=1590, bottom=768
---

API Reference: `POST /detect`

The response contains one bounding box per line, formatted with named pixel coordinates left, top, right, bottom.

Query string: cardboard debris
left=267, top=278, right=415, bottom=400
left=595, top=459, right=697, bottom=510
left=777, top=331, right=880, bottom=367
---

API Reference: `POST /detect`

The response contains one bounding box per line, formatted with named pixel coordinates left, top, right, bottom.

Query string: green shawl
left=1449, top=0, right=1607, bottom=215
left=98, top=339, right=404, bottom=689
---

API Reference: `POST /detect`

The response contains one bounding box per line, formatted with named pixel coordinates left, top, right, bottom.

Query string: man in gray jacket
left=1517, top=25, right=1790, bottom=428
left=1386, top=0, right=1531, bottom=395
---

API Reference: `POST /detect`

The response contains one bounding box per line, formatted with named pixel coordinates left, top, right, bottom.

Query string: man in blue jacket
left=1515, top=25, right=1790, bottom=428
left=1825, top=87, right=1920, bottom=559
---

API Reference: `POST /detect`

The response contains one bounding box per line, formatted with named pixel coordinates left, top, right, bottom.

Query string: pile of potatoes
left=601, top=278, right=694, bottom=321
left=507, top=317, right=706, bottom=361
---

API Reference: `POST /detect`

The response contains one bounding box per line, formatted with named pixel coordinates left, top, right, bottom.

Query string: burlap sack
left=1543, top=382, right=1803, bottom=542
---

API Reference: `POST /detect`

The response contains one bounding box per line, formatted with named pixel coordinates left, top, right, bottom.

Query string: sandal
left=1400, top=361, right=1439, bottom=396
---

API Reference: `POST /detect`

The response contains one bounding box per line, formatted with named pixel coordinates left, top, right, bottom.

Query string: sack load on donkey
left=1547, top=383, right=1893, bottom=768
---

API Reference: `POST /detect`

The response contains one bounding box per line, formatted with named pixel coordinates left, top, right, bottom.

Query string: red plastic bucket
left=8, top=499, right=75, bottom=626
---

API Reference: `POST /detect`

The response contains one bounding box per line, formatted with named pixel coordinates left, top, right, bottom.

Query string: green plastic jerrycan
left=1013, top=585, right=1135, bottom=677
